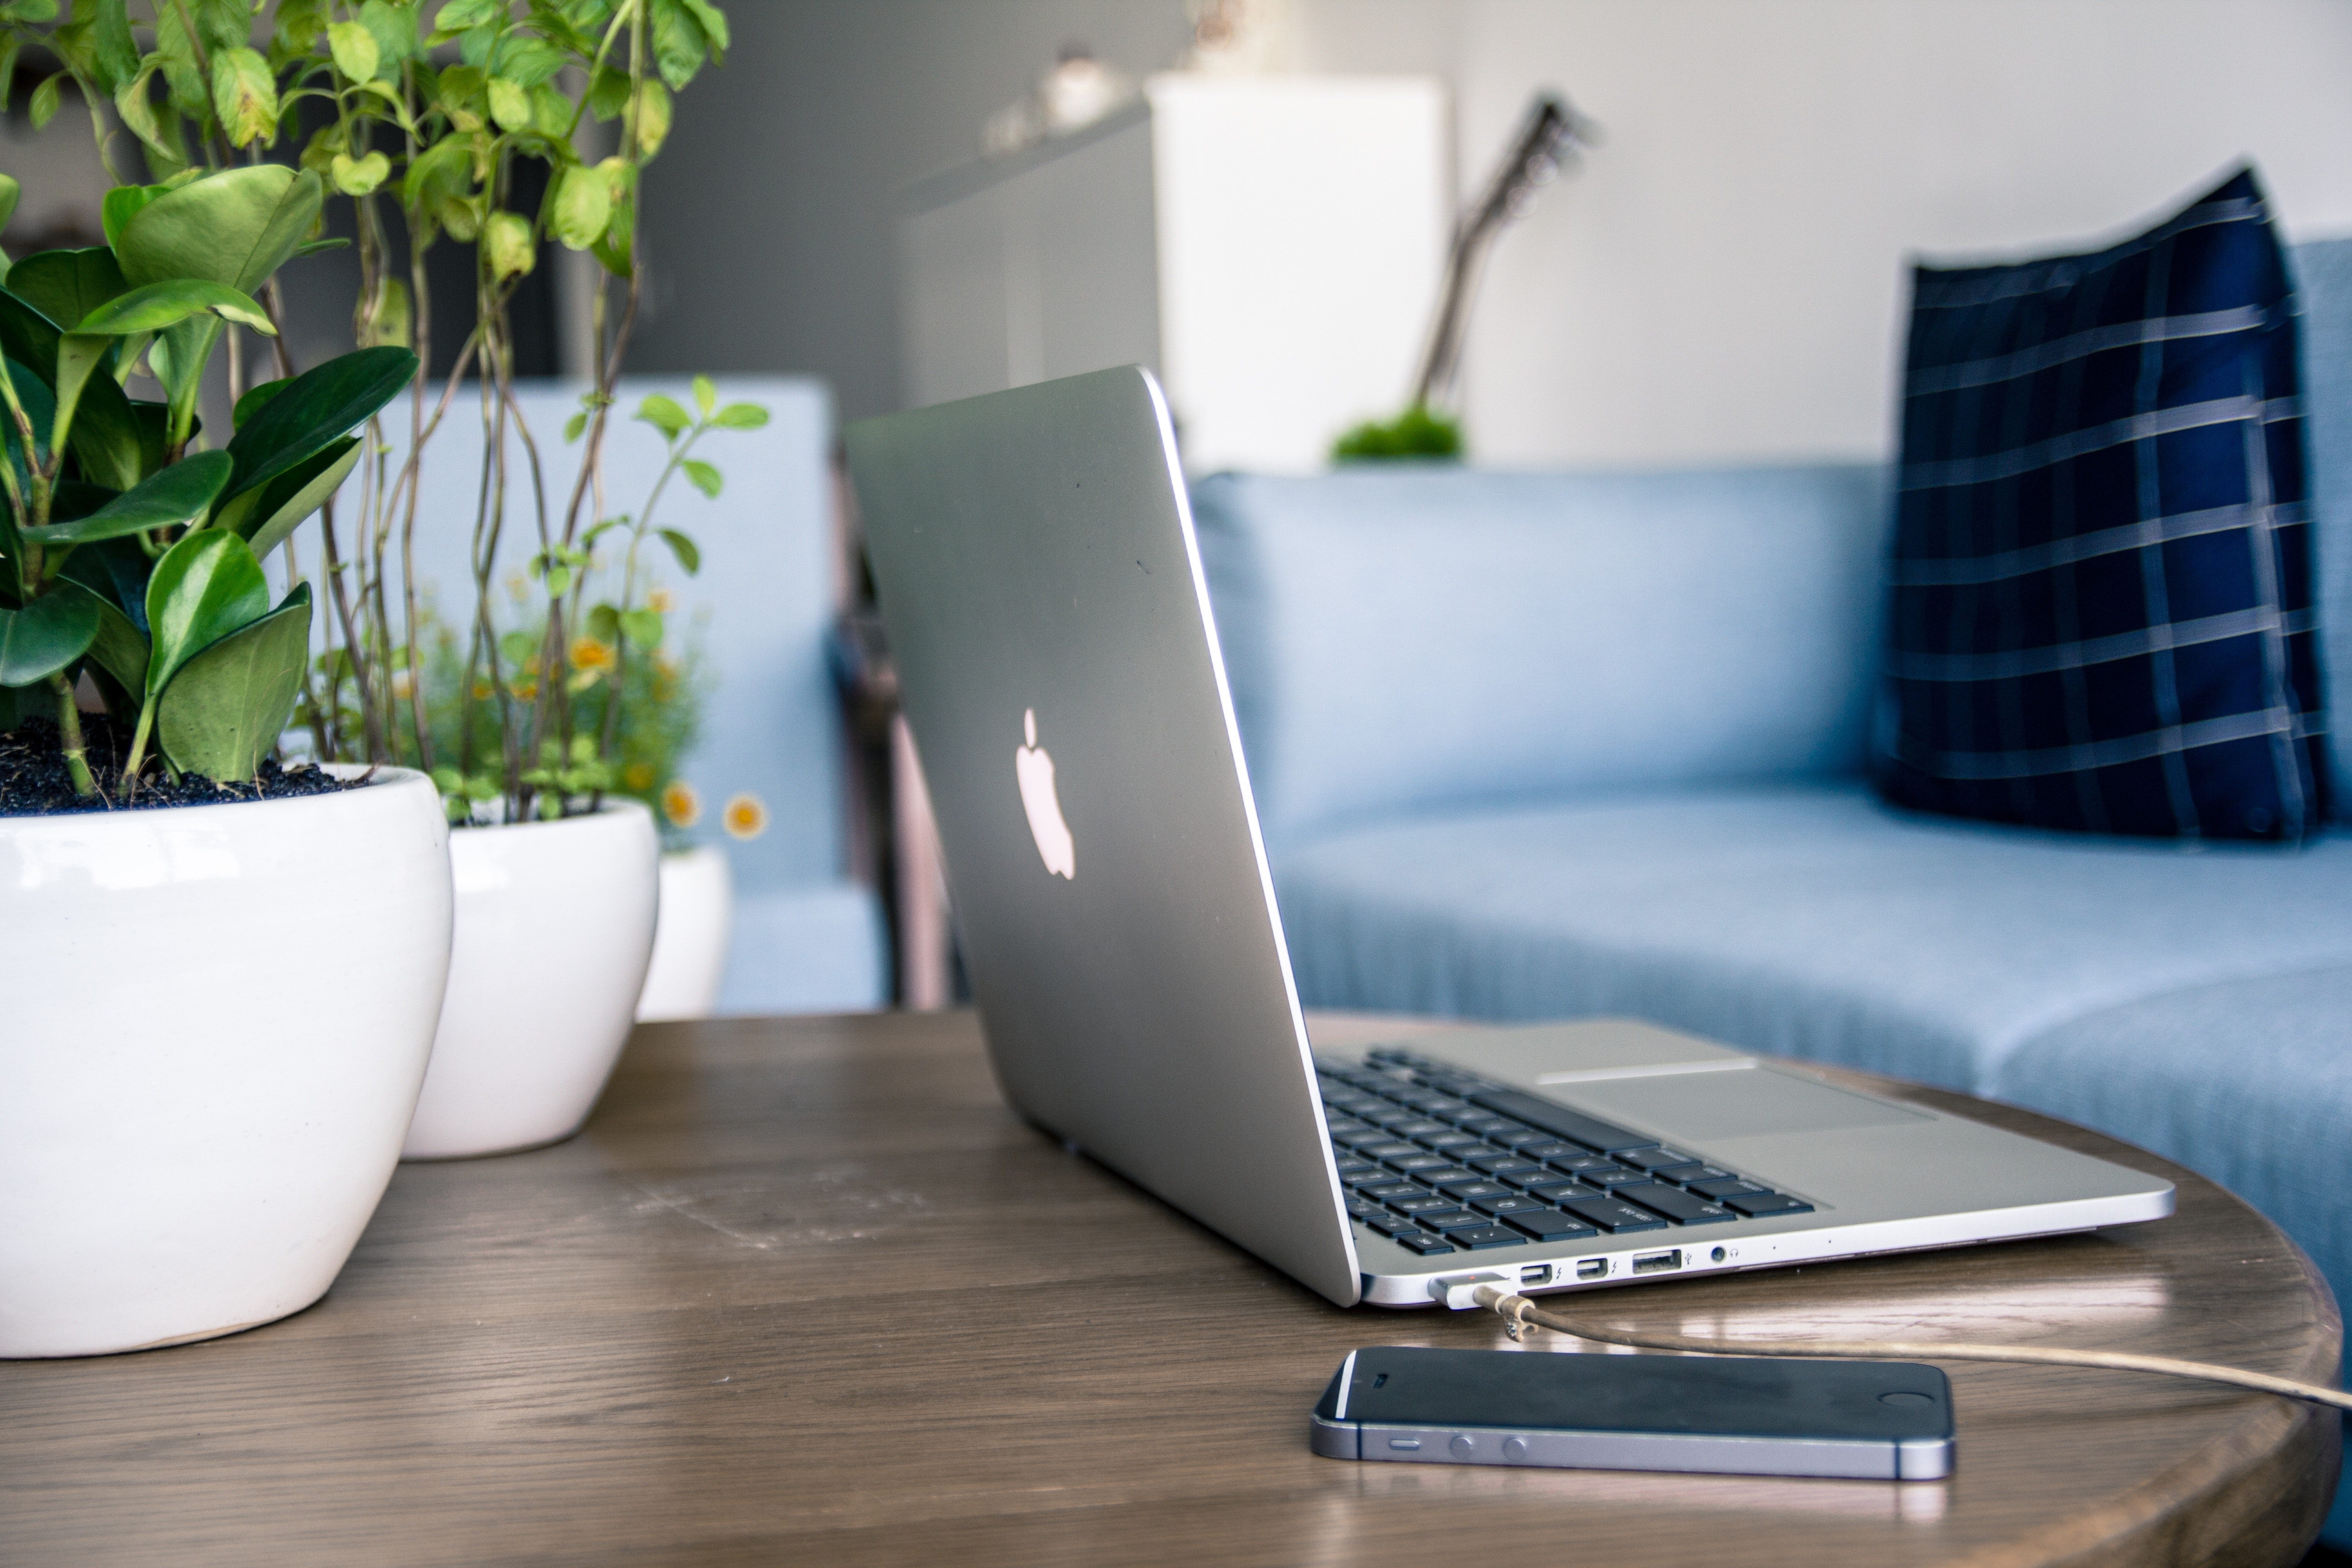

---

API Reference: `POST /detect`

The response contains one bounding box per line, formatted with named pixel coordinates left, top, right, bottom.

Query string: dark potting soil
left=0, top=715, right=368, bottom=817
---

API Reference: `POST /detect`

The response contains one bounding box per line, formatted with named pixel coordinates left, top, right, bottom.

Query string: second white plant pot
left=402, top=801, right=660, bottom=1160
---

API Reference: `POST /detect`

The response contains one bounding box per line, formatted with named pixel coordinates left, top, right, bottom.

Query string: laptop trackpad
left=1561, top=1066, right=1929, bottom=1142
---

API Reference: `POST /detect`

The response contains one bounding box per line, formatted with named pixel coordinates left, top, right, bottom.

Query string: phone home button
left=1449, top=1434, right=1477, bottom=1457
left=1502, top=1436, right=1529, bottom=1461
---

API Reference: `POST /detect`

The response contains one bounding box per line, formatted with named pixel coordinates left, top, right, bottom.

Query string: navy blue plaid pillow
left=1877, top=167, right=2327, bottom=842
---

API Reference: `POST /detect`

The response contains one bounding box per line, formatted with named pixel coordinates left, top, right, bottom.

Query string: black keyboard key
left=1406, top=1166, right=1476, bottom=1187
left=1502, top=1209, right=1602, bottom=1242
left=1395, top=1232, right=1460, bottom=1256
left=1341, top=1169, right=1397, bottom=1190
left=1470, top=1195, right=1548, bottom=1217
left=1580, top=1167, right=1651, bottom=1189
left=1665, top=1166, right=1736, bottom=1187
left=1333, top=1156, right=1377, bottom=1176
left=1324, top=1118, right=1378, bottom=1140
left=1354, top=1140, right=1419, bottom=1161
left=1724, top=1192, right=1815, bottom=1217
left=1389, top=1194, right=1459, bottom=1216
left=1688, top=1177, right=1770, bottom=1200
left=1418, top=1210, right=1488, bottom=1233
left=1623, top=1148, right=1704, bottom=1171
left=1385, top=1117, right=1451, bottom=1139
left=1383, top=1153, right=1451, bottom=1174
left=1416, top=1131, right=1485, bottom=1153
left=1468, top=1089, right=1660, bottom=1155
left=1509, top=1136, right=1585, bottom=1157
left=1418, top=1097, right=1476, bottom=1118
left=1615, top=1184, right=1736, bottom=1225
left=1469, top=1156, right=1544, bottom=1178
left=1520, top=1177, right=1600, bottom=1202
left=1448, top=1225, right=1529, bottom=1250
left=1358, top=1181, right=1423, bottom=1201
left=1436, top=1180, right=1514, bottom=1203
left=1558, top=1196, right=1671, bottom=1233
left=1345, top=1196, right=1385, bottom=1219
left=1457, top=1117, right=1533, bottom=1138
left=1544, top=1153, right=1621, bottom=1176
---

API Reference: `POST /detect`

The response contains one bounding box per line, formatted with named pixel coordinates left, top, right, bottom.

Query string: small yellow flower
left=622, top=762, right=655, bottom=792
left=662, top=779, right=701, bottom=829
left=471, top=678, right=495, bottom=701
left=511, top=677, right=539, bottom=701
left=389, top=667, right=415, bottom=701
left=723, top=792, right=769, bottom=840
left=647, top=587, right=676, bottom=614
left=569, top=635, right=615, bottom=672
left=505, top=570, right=530, bottom=604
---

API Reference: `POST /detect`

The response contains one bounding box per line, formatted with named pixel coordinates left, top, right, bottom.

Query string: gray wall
left=630, top=1, right=1197, bottom=424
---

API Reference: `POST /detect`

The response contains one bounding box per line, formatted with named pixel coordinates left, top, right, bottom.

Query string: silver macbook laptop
left=844, top=365, right=2173, bottom=1310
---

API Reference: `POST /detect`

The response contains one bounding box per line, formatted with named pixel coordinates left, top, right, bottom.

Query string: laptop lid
left=847, top=366, right=1361, bottom=1306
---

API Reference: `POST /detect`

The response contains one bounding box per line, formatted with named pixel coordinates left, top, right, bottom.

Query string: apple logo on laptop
left=1015, top=708, right=1075, bottom=880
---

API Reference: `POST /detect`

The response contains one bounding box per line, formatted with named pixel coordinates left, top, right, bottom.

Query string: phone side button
left=1388, top=1438, right=1422, bottom=1451
left=1502, top=1436, right=1529, bottom=1461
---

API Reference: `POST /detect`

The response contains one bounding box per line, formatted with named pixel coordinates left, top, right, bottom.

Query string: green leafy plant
left=0, top=155, right=416, bottom=796
left=398, top=377, right=756, bottom=824
left=1331, top=403, right=1463, bottom=462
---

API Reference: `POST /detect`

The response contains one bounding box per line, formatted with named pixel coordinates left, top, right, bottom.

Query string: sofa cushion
left=1881, top=167, right=2325, bottom=841
left=1271, top=780, right=2352, bottom=1094
left=1191, top=465, right=1889, bottom=856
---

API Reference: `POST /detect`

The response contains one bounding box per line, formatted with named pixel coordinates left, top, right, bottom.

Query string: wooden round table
left=0, top=1009, right=2339, bottom=1566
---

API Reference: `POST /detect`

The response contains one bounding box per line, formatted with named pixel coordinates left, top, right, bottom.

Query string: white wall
left=1291, top=0, right=2352, bottom=467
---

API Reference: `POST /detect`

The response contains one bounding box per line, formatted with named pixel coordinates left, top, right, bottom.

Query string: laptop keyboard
left=1318, top=1047, right=1815, bottom=1259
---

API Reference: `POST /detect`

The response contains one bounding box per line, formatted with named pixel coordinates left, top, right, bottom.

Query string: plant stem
left=48, top=673, right=94, bottom=797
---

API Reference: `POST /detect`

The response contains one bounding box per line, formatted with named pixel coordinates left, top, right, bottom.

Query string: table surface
left=3, top=1011, right=2340, bottom=1568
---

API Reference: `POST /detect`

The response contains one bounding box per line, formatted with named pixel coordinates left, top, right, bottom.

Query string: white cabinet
left=900, top=74, right=1448, bottom=474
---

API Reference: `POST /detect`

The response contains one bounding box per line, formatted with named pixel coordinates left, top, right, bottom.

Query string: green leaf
left=232, top=377, right=289, bottom=429
left=484, top=210, right=534, bottom=282
left=658, top=527, right=700, bottom=574
left=56, top=0, right=137, bottom=97
left=691, top=373, right=715, bottom=416
left=713, top=402, right=768, bottom=429
left=236, top=435, right=360, bottom=560
left=357, top=0, right=419, bottom=76
left=563, top=409, right=587, bottom=442
left=587, top=61, right=628, bottom=121
left=58, top=534, right=152, bottom=634
left=433, top=0, right=503, bottom=32
left=114, top=164, right=325, bottom=294
left=64, top=370, right=142, bottom=492
left=49, top=330, right=111, bottom=462
left=156, top=581, right=309, bottom=781
left=0, top=588, right=98, bottom=686
left=619, top=608, right=662, bottom=650
left=0, top=286, right=62, bottom=382
left=115, top=66, right=190, bottom=179
left=293, top=237, right=351, bottom=259
left=486, top=74, right=529, bottom=131
left=634, top=392, right=688, bottom=439
left=46, top=576, right=147, bottom=696
left=330, top=150, right=391, bottom=196
left=143, top=526, right=270, bottom=698
left=327, top=19, right=380, bottom=83
left=0, top=174, right=19, bottom=244
left=22, top=449, right=232, bottom=544
left=544, top=562, right=570, bottom=597
left=585, top=601, right=619, bottom=641
left=29, top=71, right=61, bottom=131
left=529, top=81, right=571, bottom=140
left=100, top=184, right=161, bottom=250
left=682, top=458, right=720, bottom=498
left=218, top=345, right=417, bottom=510
left=549, top=161, right=611, bottom=250
left=211, top=47, right=281, bottom=148
left=74, top=278, right=275, bottom=336
left=5, top=248, right=127, bottom=338
left=647, top=0, right=710, bottom=90
left=496, top=36, right=564, bottom=88
left=633, top=78, right=672, bottom=158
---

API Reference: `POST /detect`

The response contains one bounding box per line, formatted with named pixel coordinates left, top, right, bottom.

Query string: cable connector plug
left=1428, top=1272, right=1514, bottom=1311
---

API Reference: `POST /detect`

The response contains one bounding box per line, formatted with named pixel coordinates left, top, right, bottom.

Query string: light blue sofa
left=1193, top=238, right=2352, bottom=1542
left=387, top=376, right=888, bottom=1014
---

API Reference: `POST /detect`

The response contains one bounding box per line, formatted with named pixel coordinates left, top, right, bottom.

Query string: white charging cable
left=1469, top=1284, right=2352, bottom=1411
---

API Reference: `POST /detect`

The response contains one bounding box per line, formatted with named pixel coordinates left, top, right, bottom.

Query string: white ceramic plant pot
left=636, top=846, right=733, bottom=1022
left=0, top=768, right=453, bottom=1359
left=402, top=801, right=660, bottom=1160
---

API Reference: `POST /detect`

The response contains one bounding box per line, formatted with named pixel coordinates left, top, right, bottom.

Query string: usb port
left=1632, top=1249, right=1683, bottom=1274
left=1519, top=1264, right=1551, bottom=1286
left=1575, top=1258, right=1608, bottom=1280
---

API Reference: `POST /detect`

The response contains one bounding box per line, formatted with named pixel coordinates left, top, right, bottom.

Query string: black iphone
left=1310, top=1346, right=1953, bottom=1480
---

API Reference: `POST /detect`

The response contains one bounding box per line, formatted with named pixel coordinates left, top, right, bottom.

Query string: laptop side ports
left=1574, top=1258, right=1608, bottom=1280
left=1632, top=1249, right=1684, bottom=1274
